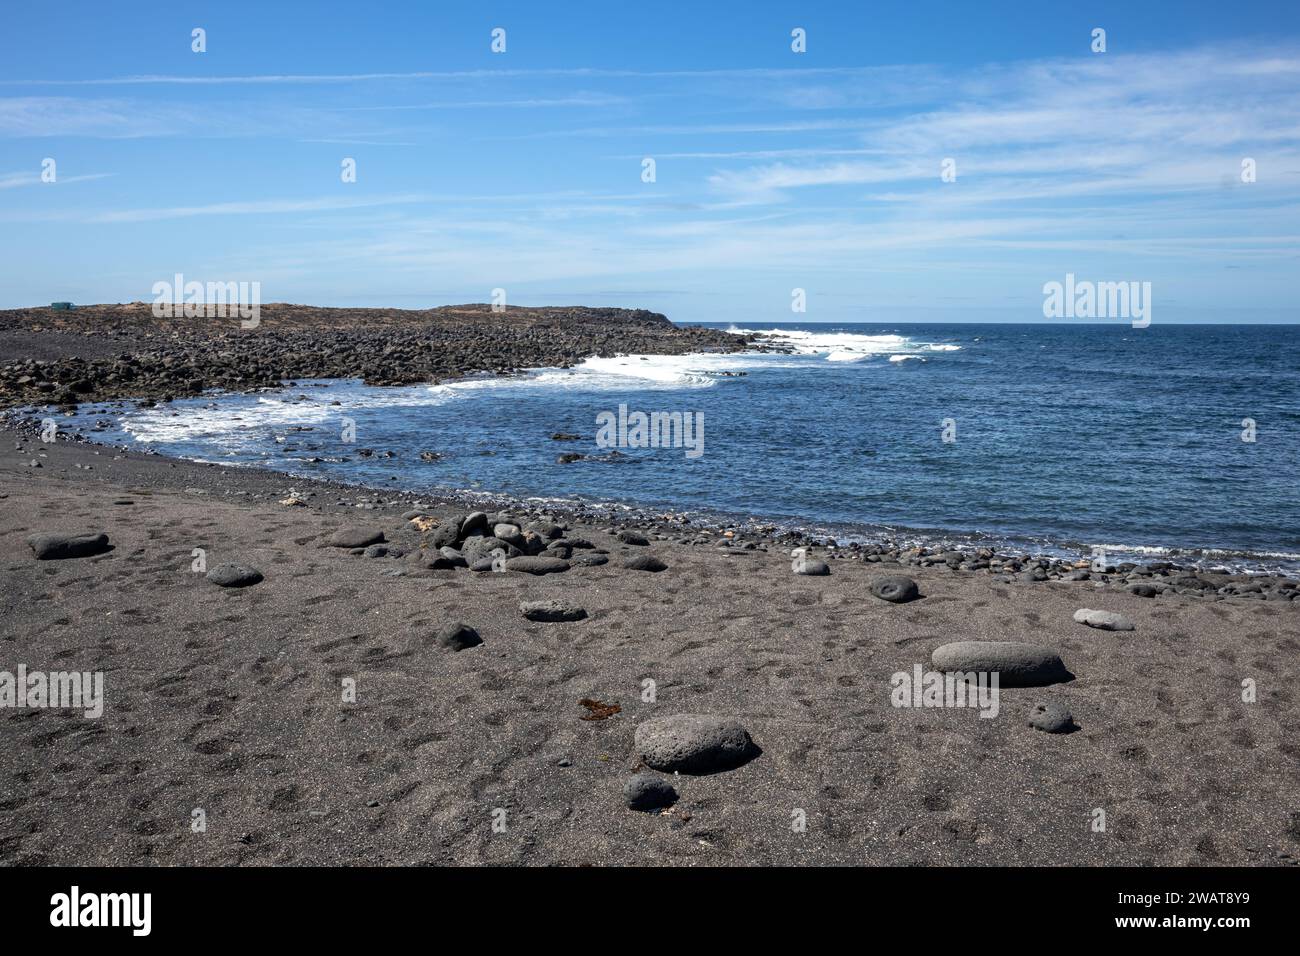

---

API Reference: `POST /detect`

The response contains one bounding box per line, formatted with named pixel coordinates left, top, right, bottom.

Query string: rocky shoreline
left=2, top=302, right=1293, bottom=598
left=0, top=302, right=753, bottom=408
left=6, top=411, right=1295, bottom=601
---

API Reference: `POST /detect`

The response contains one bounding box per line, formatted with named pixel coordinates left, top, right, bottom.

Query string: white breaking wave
left=112, top=326, right=963, bottom=448
left=122, top=395, right=340, bottom=447
left=726, top=326, right=960, bottom=363
left=430, top=351, right=777, bottom=395
left=1093, top=542, right=1300, bottom=562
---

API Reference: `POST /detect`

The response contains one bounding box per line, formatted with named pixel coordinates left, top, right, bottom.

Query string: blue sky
left=2, top=0, right=1298, bottom=322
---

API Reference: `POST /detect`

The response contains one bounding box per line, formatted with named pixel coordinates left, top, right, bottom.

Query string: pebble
left=433, top=622, right=482, bottom=652
left=623, top=554, right=667, bottom=572
left=494, top=523, right=525, bottom=546
left=462, top=536, right=517, bottom=565
left=634, top=714, right=758, bottom=774
left=1072, top=608, right=1135, bottom=631
left=205, top=563, right=264, bottom=587
left=870, top=575, right=919, bottom=603
left=430, top=520, right=461, bottom=549
left=520, top=599, right=588, bottom=622
left=459, top=512, right=490, bottom=538
left=1027, top=701, right=1077, bottom=734
left=505, top=556, right=570, bottom=575
left=931, top=641, right=1071, bottom=687
left=429, top=545, right=463, bottom=565
left=26, top=531, right=110, bottom=560
left=624, top=773, right=678, bottom=812
left=329, top=527, right=385, bottom=549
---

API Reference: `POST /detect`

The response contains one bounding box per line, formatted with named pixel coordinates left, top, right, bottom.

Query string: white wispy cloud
left=704, top=46, right=1300, bottom=209
left=0, top=65, right=939, bottom=86
left=0, top=170, right=114, bottom=189
left=0, top=193, right=432, bottom=223
left=337, top=93, right=629, bottom=111
left=4, top=41, right=1297, bottom=308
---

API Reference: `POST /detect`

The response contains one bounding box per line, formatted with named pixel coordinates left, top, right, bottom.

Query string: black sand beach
left=2, top=308, right=1298, bottom=866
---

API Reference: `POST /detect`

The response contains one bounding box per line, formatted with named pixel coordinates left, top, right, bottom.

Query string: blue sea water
left=64, top=323, right=1300, bottom=570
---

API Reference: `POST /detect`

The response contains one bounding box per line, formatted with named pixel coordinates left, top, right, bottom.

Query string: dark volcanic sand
left=2, top=435, right=1299, bottom=866
left=1, top=306, right=1297, bottom=866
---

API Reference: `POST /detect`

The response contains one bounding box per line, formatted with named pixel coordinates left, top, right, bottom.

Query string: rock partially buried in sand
left=794, top=559, right=831, bottom=576
left=931, top=641, right=1071, bottom=687
left=27, top=531, right=110, bottom=560
left=520, top=599, right=588, bottom=622
left=505, top=556, right=570, bottom=575
left=572, top=552, right=608, bottom=567
left=634, top=714, right=758, bottom=774
left=617, top=530, right=649, bottom=546
left=205, top=563, right=264, bottom=588
left=1073, top=608, right=1135, bottom=631
left=329, top=527, right=385, bottom=549
left=623, top=555, right=667, bottom=573
left=870, top=575, right=919, bottom=603
left=624, top=773, right=678, bottom=812
left=433, top=622, right=482, bottom=652
left=1027, top=701, right=1077, bottom=734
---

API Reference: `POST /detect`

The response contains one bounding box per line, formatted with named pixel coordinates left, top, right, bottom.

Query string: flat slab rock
left=1073, top=608, right=1135, bottom=631
left=519, top=599, right=588, bottom=622
left=634, top=714, right=758, bottom=775
left=27, top=531, right=110, bottom=560
left=329, top=527, right=385, bottom=549
left=931, top=641, right=1072, bottom=687
left=205, top=563, right=263, bottom=587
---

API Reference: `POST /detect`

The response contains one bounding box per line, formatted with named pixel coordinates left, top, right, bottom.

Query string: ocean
left=63, top=322, right=1300, bottom=572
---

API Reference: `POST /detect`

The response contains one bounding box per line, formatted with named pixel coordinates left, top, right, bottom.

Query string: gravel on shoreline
left=6, top=412, right=1296, bottom=598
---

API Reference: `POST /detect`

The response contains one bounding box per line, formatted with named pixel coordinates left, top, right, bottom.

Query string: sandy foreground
left=1, top=435, right=1298, bottom=867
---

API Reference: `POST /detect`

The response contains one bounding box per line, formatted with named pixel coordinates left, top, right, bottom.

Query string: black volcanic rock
left=0, top=303, right=755, bottom=408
